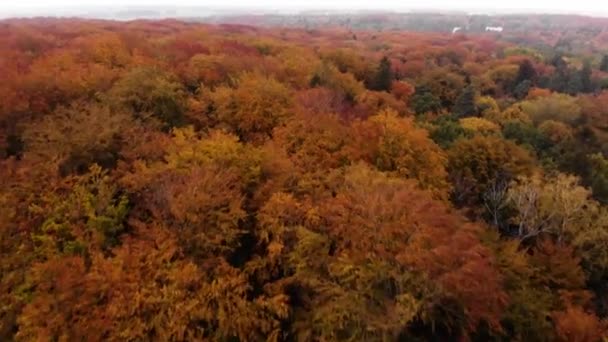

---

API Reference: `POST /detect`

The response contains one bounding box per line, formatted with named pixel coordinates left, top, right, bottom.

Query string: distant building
left=485, top=26, right=504, bottom=32
left=452, top=27, right=462, bottom=34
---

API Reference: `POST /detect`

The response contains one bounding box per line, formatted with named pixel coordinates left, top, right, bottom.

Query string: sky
left=1, top=0, right=607, bottom=17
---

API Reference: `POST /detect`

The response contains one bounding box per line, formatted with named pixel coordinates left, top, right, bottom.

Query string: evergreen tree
left=548, top=55, right=572, bottom=93
left=580, top=60, right=593, bottom=93
left=453, top=85, right=477, bottom=118
left=411, top=85, right=442, bottom=115
left=515, top=59, right=537, bottom=85
left=513, top=80, right=532, bottom=100
left=600, top=55, right=608, bottom=72
left=551, top=54, right=568, bottom=70
left=372, top=56, right=393, bottom=91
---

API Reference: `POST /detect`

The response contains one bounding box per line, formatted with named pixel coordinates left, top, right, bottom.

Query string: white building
left=485, top=26, right=504, bottom=32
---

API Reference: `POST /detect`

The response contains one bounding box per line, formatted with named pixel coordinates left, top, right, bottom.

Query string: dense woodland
left=2, top=17, right=608, bottom=341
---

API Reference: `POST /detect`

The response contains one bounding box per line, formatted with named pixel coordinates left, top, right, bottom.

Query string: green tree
left=429, top=115, right=470, bottom=149
left=372, top=56, right=393, bottom=91
left=600, top=55, right=608, bottom=73
left=410, top=85, right=442, bottom=115
left=513, top=79, right=532, bottom=100
left=453, top=85, right=477, bottom=118
left=109, top=67, right=186, bottom=129
left=515, top=59, right=537, bottom=85
left=580, top=60, right=594, bottom=93
left=588, top=153, right=608, bottom=204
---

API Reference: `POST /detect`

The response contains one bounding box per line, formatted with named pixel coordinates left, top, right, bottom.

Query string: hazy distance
left=1, top=0, right=608, bottom=19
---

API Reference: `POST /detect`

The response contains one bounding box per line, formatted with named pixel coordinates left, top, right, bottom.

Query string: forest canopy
left=1, top=17, right=608, bottom=341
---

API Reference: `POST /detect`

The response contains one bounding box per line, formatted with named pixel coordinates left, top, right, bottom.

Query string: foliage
left=448, top=135, right=535, bottom=206
left=255, top=164, right=506, bottom=340
left=3, top=18, right=608, bottom=341
left=210, top=72, right=293, bottom=144
left=429, top=115, right=470, bottom=149
left=459, top=117, right=501, bottom=136
left=371, top=56, right=393, bottom=91
left=601, top=55, right=608, bottom=73
left=588, top=153, right=608, bottom=204
left=507, top=174, right=593, bottom=242
left=31, top=164, right=129, bottom=259
left=23, top=102, right=132, bottom=175
left=520, top=93, right=581, bottom=124
left=355, top=109, right=450, bottom=197
left=109, top=66, right=187, bottom=128
left=411, top=85, right=443, bottom=115
left=453, top=85, right=478, bottom=118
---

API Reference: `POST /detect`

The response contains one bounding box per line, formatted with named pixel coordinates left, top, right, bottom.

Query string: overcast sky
left=1, top=0, right=607, bottom=17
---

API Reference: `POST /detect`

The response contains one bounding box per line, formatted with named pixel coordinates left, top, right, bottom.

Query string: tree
left=30, top=165, right=129, bottom=259
left=600, top=55, right=608, bottom=73
left=418, top=69, right=466, bottom=108
left=487, top=105, right=532, bottom=126
left=211, top=73, right=293, bottom=144
left=410, top=85, right=442, bottom=115
left=459, top=117, right=501, bottom=136
left=481, top=231, right=557, bottom=340
left=453, top=85, right=477, bottom=118
left=515, top=59, right=537, bottom=85
left=23, top=102, right=132, bottom=175
left=352, top=109, right=451, bottom=197
left=580, top=60, right=594, bottom=93
left=448, top=135, right=535, bottom=206
left=355, top=90, right=409, bottom=117
left=254, top=164, right=506, bottom=340
left=553, top=305, right=607, bottom=342
left=371, top=56, right=393, bottom=91
left=429, top=115, right=470, bottom=149
left=269, top=111, right=351, bottom=199
left=181, top=53, right=229, bottom=89
left=485, top=64, right=519, bottom=97
left=520, top=93, right=581, bottom=124
left=502, top=122, right=553, bottom=155
left=390, top=80, right=415, bottom=102
left=310, top=62, right=365, bottom=101
left=109, top=66, right=186, bottom=129
left=7, top=16, right=608, bottom=341
left=79, top=32, right=132, bottom=68
left=21, top=50, right=118, bottom=114
left=17, top=227, right=289, bottom=341
left=588, top=153, right=608, bottom=204
left=507, top=174, right=592, bottom=243
left=513, top=80, right=532, bottom=100
left=477, top=96, right=501, bottom=119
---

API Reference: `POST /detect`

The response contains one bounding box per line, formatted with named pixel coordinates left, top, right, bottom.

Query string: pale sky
left=1, top=0, right=607, bottom=17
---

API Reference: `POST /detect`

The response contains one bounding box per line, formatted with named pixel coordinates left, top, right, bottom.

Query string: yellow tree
left=448, top=135, right=535, bottom=206
left=211, top=72, right=293, bottom=144
left=23, top=102, right=132, bottom=175
left=508, top=174, right=592, bottom=243
left=351, top=109, right=450, bottom=198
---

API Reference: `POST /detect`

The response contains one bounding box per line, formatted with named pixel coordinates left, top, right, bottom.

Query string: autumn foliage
left=1, top=18, right=608, bottom=341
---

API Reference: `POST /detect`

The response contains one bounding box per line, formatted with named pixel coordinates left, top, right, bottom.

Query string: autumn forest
left=2, top=16, right=608, bottom=341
